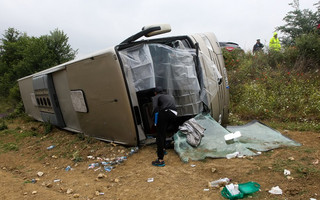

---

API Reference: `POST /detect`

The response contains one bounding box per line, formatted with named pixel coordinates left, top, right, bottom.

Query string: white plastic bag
left=268, top=186, right=282, bottom=195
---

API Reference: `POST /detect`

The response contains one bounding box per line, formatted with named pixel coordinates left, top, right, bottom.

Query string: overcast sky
left=0, top=0, right=318, bottom=58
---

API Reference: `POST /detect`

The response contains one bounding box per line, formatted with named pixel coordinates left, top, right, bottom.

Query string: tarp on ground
left=173, top=113, right=301, bottom=162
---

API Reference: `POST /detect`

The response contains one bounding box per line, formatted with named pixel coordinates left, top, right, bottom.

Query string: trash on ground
left=47, top=145, right=55, bottom=150
left=312, top=159, right=319, bottom=165
left=286, top=176, right=294, bottom=180
left=53, top=179, right=60, bottom=182
left=226, top=183, right=240, bottom=196
left=129, top=147, right=139, bottom=155
left=88, top=163, right=99, bottom=169
left=97, top=173, right=105, bottom=179
left=288, top=156, right=295, bottom=161
left=226, top=152, right=240, bottom=159
left=66, top=188, right=73, bottom=194
left=221, top=181, right=260, bottom=199
left=104, top=166, right=113, bottom=172
left=190, top=164, right=196, bottom=167
left=65, top=166, right=72, bottom=171
left=94, top=167, right=101, bottom=171
left=269, top=186, right=283, bottom=195
left=203, top=188, right=209, bottom=191
left=284, top=169, right=291, bottom=176
left=147, top=178, right=154, bottom=182
left=37, top=172, right=44, bottom=177
left=224, top=131, right=241, bottom=141
left=208, top=178, right=231, bottom=188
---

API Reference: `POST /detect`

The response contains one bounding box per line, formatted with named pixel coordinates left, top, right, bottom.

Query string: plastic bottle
left=104, top=166, right=113, bottom=172
left=47, top=145, right=55, bottom=150
left=154, top=112, right=158, bottom=126
left=65, top=166, right=71, bottom=171
left=208, top=178, right=231, bottom=188
left=129, top=147, right=139, bottom=155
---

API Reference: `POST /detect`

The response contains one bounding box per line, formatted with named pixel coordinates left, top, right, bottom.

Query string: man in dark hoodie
left=152, top=86, right=177, bottom=167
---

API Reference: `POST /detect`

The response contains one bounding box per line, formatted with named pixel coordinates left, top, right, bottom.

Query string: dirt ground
left=0, top=118, right=319, bottom=200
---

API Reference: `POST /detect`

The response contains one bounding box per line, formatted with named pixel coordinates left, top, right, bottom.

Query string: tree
left=0, top=28, right=27, bottom=67
left=0, top=28, right=77, bottom=99
left=44, top=29, right=77, bottom=65
left=276, top=0, right=319, bottom=46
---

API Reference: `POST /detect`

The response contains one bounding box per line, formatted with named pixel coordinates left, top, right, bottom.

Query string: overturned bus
left=18, top=24, right=229, bottom=146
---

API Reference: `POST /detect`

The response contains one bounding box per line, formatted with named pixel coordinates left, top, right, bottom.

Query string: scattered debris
left=288, top=157, right=295, bottom=161
left=53, top=179, right=61, bottom=183
left=286, top=176, right=294, bottom=180
left=73, top=193, right=80, bottom=198
left=97, top=173, right=105, bottom=179
left=114, top=178, right=120, bottom=183
left=225, top=183, right=241, bottom=196
left=222, top=182, right=260, bottom=199
left=87, top=155, right=127, bottom=172
left=52, top=155, right=58, bottom=159
left=37, top=172, right=44, bottom=177
left=224, top=131, right=241, bottom=141
left=129, top=147, right=139, bottom=155
left=111, top=142, right=117, bottom=147
left=94, top=167, right=101, bottom=171
left=208, top=178, right=231, bottom=188
left=147, top=178, right=154, bottom=183
left=190, top=164, right=196, bottom=167
left=284, top=169, right=291, bottom=176
left=23, top=192, right=27, bottom=195
left=312, top=159, right=319, bottom=165
left=47, top=145, right=55, bottom=150
left=226, top=152, right=240, bottom=159
left=46, top=182, right=53, bottom=188
left=65, top=166, right=72, bottom=171
left=211, top=168, right=217, bottom=173
left=32, top=191, right=37, bottom=195
left=203, top=188, right=209, bottom=191
left=269, top=186, right=283, bottom=195
left=67, top=189, right=73, bottom=194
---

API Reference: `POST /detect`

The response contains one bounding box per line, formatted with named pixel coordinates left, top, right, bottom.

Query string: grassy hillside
left=224, top=48, right=320, bottom=131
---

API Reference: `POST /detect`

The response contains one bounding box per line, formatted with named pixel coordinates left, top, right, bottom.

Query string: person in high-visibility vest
left=269, top=32, right=281, bottom=51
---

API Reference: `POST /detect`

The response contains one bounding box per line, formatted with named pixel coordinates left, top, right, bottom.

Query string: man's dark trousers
left=156, top=110, right=176, bottom=160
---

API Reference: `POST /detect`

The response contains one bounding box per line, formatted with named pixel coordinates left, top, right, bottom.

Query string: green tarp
left=174, top=114, right=301, bottom=162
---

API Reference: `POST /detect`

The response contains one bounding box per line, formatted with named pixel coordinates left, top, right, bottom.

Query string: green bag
left=221, top=182, right=260, bottom=199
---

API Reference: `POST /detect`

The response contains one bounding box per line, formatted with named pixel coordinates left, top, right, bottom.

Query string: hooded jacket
left=269, top=32, right=281, bottom=51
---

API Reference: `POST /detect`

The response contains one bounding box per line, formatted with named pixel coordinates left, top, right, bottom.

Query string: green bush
left=0, top=120, right=8, bottom=131
left=295, top=33, right=320, bottom=70
left=224, top=45, right=320, bottom=127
